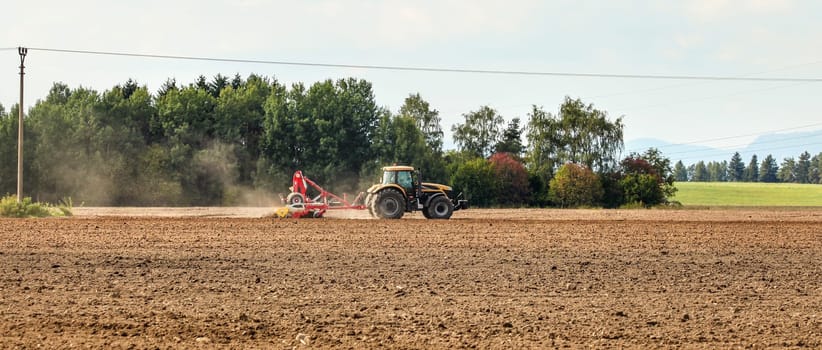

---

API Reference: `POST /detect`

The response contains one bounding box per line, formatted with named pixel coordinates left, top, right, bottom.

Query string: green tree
left=97, top=82, right=158, bottom=204
left=778, top=157, right=796, bottom=183
left=195, top=75, right=209, bottom=91
left=399, top=93, right=443, bottom=152
left=155, top=84, right=221, bottom=204
left=452, top=105, right=504, bottom=158
left=527, top=168, right=551, bottom=207
left=134, top=144, right=183, bottom=205
left=796, top=151, right=811, bottom=184
left=157, top=78, right=178, bottom=97
left=24, top=83, right=157, bottom=204
left=637, top=149, right=675, bottom=191
left=758, top=154, right=779, bottom=183
left=369, top=110, right=429, bottom=177
left=450, top=157, right=497, bottom=207
left=692, top=161, right=708, bottom=182
left=494, top=117, right=525, bottom=158
left=673, top=160, right=688, bottom=181
left=744, top=154, right=759, bottom=182
left=214, top=74, right=271, bottom=186
left=397, top=94, right=446, bottom=183
left=599, top=171, right=624, bottom=208
left=707, top=161, right=728, bottom=182
left=0, top=104, right=11, bottom=190
left=260, top=78, right=379, bottom=189
left=729, top=152, right=744, bottom=181
left=17, top=81, right=175, bottom=205
left=260, top=81, right=300, bottom=187
left=526, top=97, right=624, bottom=174
left=548, top=163, right=603, bottom=208
left=443, top=149, right=477, bottom=182
left=231, top=73, right=244, bottom=89
left=524, top=105, right=557, bottom=191
left=26, top=84, right=95, bottom=202
left=811, top=153, right=822, bottom=184
left=207, top=74, right=230, bottom=98
left=0, top=103, right=17, bottom=194
left=155, top=85, right=217, bottom=150
left=619, top=148, right=677, bottom=206
left=620, top=174, right=663, bottom=207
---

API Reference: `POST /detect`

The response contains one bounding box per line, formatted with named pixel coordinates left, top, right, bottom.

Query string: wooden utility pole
left=17, top=47, right=27, bottom=203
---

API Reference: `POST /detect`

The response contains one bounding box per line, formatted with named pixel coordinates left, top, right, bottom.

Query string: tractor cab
left=381, top=166, right=420, bottom=198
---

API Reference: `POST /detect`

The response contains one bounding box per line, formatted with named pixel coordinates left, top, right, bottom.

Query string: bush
left=599, top=171, right=624, bottom=209
left=451, top=158, right=497, bottom=207
left=548, top=163, right=603, bottom=208
left=620, top=150, right=677, bottom=206
left=0, top=195, right=73, bottom=218
left=489, top=153, right=530, bottom=206
left=527, top=171, right=551, bottom=207
left=619, top=173, right=664, bottom=207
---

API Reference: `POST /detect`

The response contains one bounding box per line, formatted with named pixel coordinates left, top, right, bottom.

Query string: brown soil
left=1, top=208, right=820, bottom=348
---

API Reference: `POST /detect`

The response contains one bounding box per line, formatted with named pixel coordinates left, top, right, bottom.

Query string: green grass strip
left=673, top=182, right=822, bottom=207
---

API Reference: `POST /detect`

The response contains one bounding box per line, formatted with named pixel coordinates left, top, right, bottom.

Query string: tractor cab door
left=397, top=170, right=414, bottom=195
left=412, top=170, right=424, bottom=209
left=397, top=170, right=416, bottom=210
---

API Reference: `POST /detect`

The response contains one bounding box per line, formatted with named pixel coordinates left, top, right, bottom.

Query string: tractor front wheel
left=426, top=196, right=454, bottom=219
left=373, top=189, right=405, bottom=219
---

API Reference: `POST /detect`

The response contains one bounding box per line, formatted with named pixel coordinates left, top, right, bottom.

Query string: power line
left=0, top=47, right=18, bottom=51
left=588, top=59, right=822, bottom=100
left=27, top=47, right=822, bottom=82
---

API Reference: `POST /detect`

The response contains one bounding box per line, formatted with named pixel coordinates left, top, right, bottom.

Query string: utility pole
left=17, top=47, right=27, bottom=203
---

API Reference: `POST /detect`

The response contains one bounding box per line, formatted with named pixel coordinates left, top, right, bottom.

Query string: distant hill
left=625, top=129, right=822, bottom=165
left=741, top=130, right=822, bottom=161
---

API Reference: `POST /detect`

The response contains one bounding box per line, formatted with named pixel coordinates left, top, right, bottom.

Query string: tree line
left=0, top=74, right=676, bottom=208
left=673, top=151, right=822, bottom=184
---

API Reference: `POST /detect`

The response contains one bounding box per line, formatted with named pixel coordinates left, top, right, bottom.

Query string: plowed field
left=1, top=208, right=821, bottom=349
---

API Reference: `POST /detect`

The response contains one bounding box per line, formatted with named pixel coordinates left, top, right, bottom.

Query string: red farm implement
left=275, top=170, right=366, bottom=218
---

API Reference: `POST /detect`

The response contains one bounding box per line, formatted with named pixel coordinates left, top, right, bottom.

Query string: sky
left=2, top=0, right=821, bottom=159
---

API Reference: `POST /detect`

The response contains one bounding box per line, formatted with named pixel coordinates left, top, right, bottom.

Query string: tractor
left=365, top=165, right=468, bottom=219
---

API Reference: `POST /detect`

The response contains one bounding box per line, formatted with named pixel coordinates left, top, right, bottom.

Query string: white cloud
left=298, top=0, right=545, bottom=50
left=685, top=0, right=733, bottom=20
left=663, top=33, right=706, bottom=60
left=746, top=0, right=795, bottom=12
left=654, top=0, right=822, bottom=68
left=683, top=0, right=795, bottom=21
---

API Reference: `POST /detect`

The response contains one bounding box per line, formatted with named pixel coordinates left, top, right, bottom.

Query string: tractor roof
left=383, top=165, right=415, bottom=171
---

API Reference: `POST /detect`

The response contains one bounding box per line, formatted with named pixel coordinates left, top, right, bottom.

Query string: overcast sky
left=2, top=0, right=821, bottom=154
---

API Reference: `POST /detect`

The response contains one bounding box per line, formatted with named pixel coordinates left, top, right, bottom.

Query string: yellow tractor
left=365, top=165, right=468, bottom=219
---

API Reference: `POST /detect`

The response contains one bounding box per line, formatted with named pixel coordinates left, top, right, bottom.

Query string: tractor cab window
left=382, top=171, right=396, bottom=185
left=397, top=171, right=413, bottom=192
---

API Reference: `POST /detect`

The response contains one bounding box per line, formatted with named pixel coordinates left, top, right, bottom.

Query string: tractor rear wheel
left=365, top=193, right=376, bottom=218
left=426, top=196, right=453, bottom=219
left=373, top=188, right=405, bottom=219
